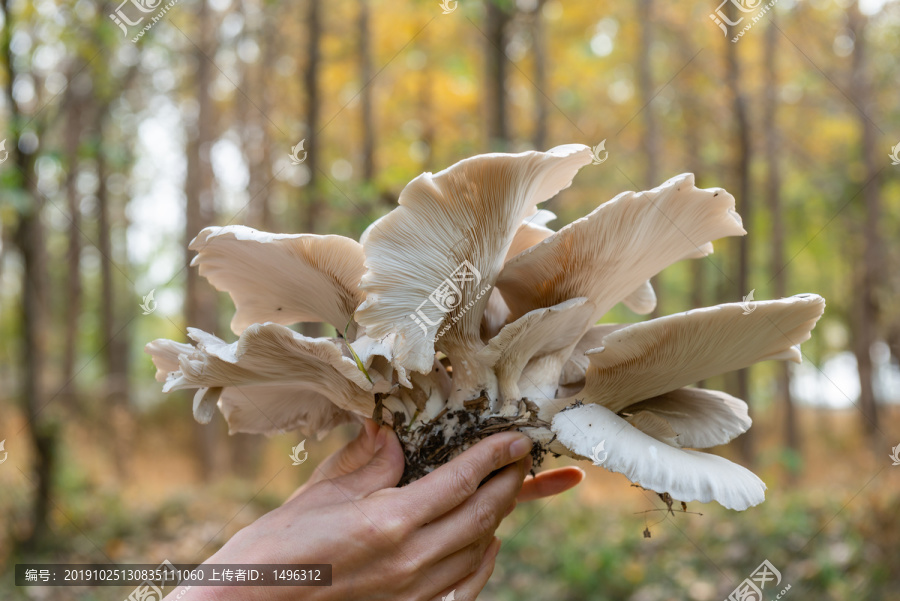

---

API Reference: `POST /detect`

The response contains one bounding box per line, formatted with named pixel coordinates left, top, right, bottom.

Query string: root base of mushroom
left=391, top=394, right=551, bottom=486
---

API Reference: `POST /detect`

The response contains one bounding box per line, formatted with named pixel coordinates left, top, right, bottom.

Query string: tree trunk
left=242, top=1, right=275, bottom=231
left=14, top=158, right=55, bottom=551
left=61, top=85, right=83, bottom=409
left=2, top=0, right=56, bottom=552
left=674, top=36, right=706, bottom=385
left=359, top=0, right=375, bottom=182
left=637, top=0, right=662, bottom=317
left=484, top=0, right=511, bottom=151
left=304, top=0, right=322, bottom=232
left=301, top=0, right=324, bottom=338
left=531, top=0, right=548, bottom=149
left=848, top=2, right=881, bottom=440
left=763, top=17, right=797, bottom=456
left=724, top=5, right=754, bottom=465
left=94, top=113, right=133, bottom=480
left=185, top=0, right=223, bottom=480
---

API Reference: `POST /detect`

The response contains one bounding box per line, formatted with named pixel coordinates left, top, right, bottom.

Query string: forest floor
left=1, top=404, right=898, bottom=600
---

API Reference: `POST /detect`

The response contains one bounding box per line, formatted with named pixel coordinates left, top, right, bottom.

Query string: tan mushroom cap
left=496, top=173, right=747, bottom=325
left=540, top=294, right=825, bottom=421
left=147, top=323, right=376, bottom=438
left=580, top=295, right=825, bottom=414
left=356, top=144, right=593, bottom=378
left=506, top=220, right=555, bottom=261
left=484, top=213, right=559, bottom=339
left=145, top=338, right=195, bottom=382
left=190, top=225, right=366, bottom=337
left=217, top=382, right=360, bottom=439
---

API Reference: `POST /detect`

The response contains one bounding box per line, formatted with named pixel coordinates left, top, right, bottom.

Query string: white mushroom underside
left=552, top=403, right=766, bottom=511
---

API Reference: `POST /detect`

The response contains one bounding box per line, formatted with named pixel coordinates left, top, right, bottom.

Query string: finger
left=516, top=466, right=585, bottom=502
left=434, top=536, right=501, bottom=601
left=320, top=424, right=406, bottom=500
left=399, top=431, right=534, bottom=524
left=284, top=420, right=380, bottom=504
left=422, top=533, right=497, bottom=600
left=413, top=459, right=527, bottom=563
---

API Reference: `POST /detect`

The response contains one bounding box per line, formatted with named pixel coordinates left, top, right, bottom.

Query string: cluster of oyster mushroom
left=147, top=144, right=824, bottom=510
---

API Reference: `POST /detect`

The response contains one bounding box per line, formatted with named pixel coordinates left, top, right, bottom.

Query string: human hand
left=170, top=422, right=564, bottom=601
left=287, top=419, right=585, bottom=505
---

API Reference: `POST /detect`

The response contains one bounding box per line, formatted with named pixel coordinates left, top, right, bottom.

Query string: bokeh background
left=1, top=0, right=899, bottom=599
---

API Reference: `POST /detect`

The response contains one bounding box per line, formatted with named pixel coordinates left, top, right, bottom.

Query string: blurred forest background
left=1, top=0, right=899, bottom=599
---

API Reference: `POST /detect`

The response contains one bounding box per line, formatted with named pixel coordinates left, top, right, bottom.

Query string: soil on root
left=392, top=394, right=551, bottom=487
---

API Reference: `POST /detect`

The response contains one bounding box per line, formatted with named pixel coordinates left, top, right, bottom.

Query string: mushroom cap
left=552, top=403, right=766, bottom=510
left=627, top=387, right=751, bottom=449
left=356, top=144, right=593, bottom=376
left=496, top=173, right=746, bottom=324
left=190, top=225, right=366, bottom=336
left=147, top=323, right=376, bottom=437
left=579, top=294, right=826, bottom=414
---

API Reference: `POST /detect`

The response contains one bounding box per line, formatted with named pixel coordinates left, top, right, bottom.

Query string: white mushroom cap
left=481, top=289, right=511, bottom=342
left=356, top=144, right=593, bottom=380
left=496, top=173, right=746, bottom=324
left=627, top=388, right=751, bottom=449
left=551, top=403, right=766, bottom=510
left=190, top=226, right=366, bottom=337
left=505, top=220, right=555, bottom=261
left=350, top=333, right=408, bottom=387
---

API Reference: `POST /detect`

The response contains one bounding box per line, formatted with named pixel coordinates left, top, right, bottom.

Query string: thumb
left=329, top=424, right=405, bottom=499
left=315, top=418, right=383, bottom=481
left=284, top=419, right=382, bottom=504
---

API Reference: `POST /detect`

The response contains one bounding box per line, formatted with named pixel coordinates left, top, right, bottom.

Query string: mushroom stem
left=447, top=354, right=498, bottom=409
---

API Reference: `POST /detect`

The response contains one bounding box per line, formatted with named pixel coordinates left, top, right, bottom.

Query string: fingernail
left=509, top=436, right=532, bottom=458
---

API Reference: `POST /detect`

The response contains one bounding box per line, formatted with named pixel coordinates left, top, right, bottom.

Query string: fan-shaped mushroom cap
left=551, top=403, right=766, bottom=510
left=627, top=388, right=751, bottom=449
left=217, top=383, right=360, bottom=439
left=349, top=333, right=405, bottom=387
left=147, top=323, right=376, bottom=438
left=190, top=226, right=366, bottom=337
left=145, top=339, right=195, bottom=382
left=483, top=213, right=560, bottom=338
left=541, top=294, right=825, bottom=421
left=356, top=144, right=593, bottom=382
left=496, top=173, right=746, bottom=324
